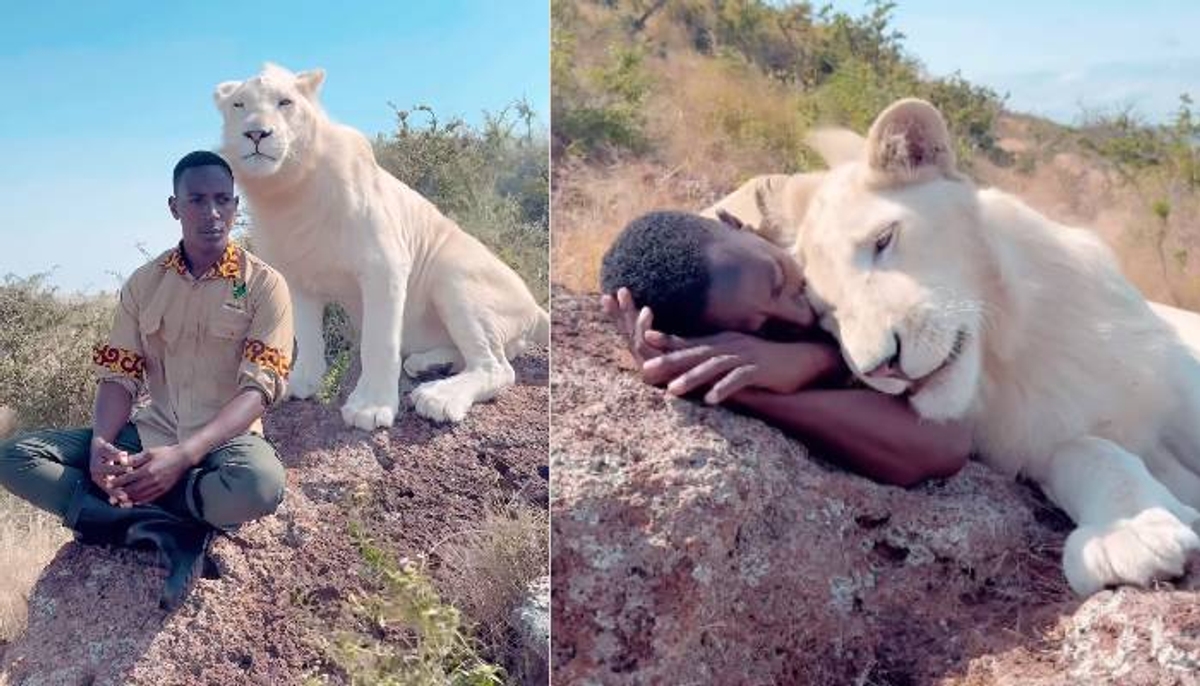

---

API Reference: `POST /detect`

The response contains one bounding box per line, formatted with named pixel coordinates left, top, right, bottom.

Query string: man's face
left=169, top=165, right=238, bottom=252
left=702, top=226, right=815, bottom=337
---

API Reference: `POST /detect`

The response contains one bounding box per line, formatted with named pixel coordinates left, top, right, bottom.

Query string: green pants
left=0, top=423, right=286, bottom=530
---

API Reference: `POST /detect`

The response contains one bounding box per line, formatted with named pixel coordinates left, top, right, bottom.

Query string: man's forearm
left=784, top=340, right=846, bottom=389
left=92, top=381, right=135, bottom=444
left=178, top=389, right=266, bottom=466
left=726, top=388, right=972, bottom=486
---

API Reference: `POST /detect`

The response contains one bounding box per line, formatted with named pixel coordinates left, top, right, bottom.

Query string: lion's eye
left=232, top=102, right=244, bottom=109
left=873, top=222, right=898, bottom=257
left=279, top=98, right=293, bottom=107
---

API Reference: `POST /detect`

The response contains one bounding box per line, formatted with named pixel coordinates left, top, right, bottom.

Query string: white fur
left=214, top=64, right=548, bottom=429
left=785, top=98, right=1200, bottom=595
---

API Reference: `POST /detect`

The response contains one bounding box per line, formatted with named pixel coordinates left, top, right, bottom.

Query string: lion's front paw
left=288, top=359, right=328, bottom=400
left=411, top=377, right=475, bottom=423
left=1064, top=507, right=1200, bottom=596
left=340, top=384, right=399, bottom=430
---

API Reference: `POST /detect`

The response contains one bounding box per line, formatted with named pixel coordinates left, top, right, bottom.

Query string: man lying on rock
left=600, top=209, right=970, bottom=486
left=0, top=151, right=293, bottom=610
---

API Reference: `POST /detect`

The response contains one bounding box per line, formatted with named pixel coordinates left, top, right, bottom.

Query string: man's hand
left=89, top=436, right=135, bottom=507
left=109, top=444, right=193, bottom=506
left=601, top=287, right=663, bottom=367
left=641, top=330, right=842, bottom=404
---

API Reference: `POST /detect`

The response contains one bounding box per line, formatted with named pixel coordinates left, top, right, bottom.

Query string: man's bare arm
left=92, top=381, right=134, bottom=445
left=178, top=389, right=266, bottom=466
left=727, top=388, right=971, bottom=487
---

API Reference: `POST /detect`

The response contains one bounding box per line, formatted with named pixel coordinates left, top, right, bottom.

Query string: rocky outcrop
left=0, top=351, right=548, bottom=686
left=512, top=575, right=550, bottom=685
left=550, top=289, right=1200, bottom=686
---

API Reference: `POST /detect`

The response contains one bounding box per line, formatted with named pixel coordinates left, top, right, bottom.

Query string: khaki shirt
left=92, top=243, right=293, bottom=449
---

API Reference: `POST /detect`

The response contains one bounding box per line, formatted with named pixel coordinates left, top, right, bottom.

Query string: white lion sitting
left=726, top=99, right=1200, bottom=596
left=214, top=63, right=548, bottom=429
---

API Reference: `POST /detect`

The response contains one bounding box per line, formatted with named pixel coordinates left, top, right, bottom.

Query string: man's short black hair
left=172, top=150, right=234, bottom=192
left=600, top=211, right=721, bottom=337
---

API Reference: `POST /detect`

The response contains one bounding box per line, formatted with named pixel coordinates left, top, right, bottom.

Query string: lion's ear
left=296, top=69, right=326, bottom=99
left=214, top=80, right=241, bottom=106
left=865, top=98, right=959, bottom=185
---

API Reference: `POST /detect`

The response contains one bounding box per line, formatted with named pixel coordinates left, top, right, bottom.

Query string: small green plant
left=1152, top=198, right=1171, bottom=222
left=333, top=521, right=504, bottom=686
left=313, top=303, right=355, bottom=404
left=316, top=350, right=353, bottom=405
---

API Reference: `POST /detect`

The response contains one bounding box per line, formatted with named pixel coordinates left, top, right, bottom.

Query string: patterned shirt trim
left=92, top=344, right=146, bottom=381
left=243, top=339, right=291, bottom=379
left=161, top=242, right=242, bottom=281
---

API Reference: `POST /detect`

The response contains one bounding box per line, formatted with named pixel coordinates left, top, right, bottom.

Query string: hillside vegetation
left=552, top=0, right=1200, bottom=307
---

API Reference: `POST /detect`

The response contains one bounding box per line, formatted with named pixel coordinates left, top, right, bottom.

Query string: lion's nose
left=864, top=333, right=905, bottom=379
left=244, top=129, right=273, bottom=144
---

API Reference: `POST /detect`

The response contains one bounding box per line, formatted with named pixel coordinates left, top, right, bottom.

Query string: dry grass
left=552, top=31, right=820, bottom=292
left=0, top=277, right=111, bottom=646
left=649, top=53, right=816, bottom=181
left=553, top=157, right=729, bottom=291
left=0, top=491, right=69, bottom=643
left=979, top=119, right=1200, bottom=309
left=434, top=504, right=548, bottom=681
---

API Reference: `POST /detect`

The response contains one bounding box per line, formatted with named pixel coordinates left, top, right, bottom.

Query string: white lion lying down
left=708, top=99, right=1200, bottom=596
left=214, top=64, right=548, bottom=429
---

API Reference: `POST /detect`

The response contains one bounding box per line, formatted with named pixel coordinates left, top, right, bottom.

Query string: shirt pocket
left=208, top=307, right=252, bottom=342
left=202, top=306, right=253, bottom=405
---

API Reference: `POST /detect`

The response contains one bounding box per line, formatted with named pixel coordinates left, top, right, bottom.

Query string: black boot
left=125, top=516, right=215, bottom=611
left=64, top=483, right=216, bottom=610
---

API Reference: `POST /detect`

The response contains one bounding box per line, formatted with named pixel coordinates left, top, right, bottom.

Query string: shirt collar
left=162, top=242, right=242, bottom=282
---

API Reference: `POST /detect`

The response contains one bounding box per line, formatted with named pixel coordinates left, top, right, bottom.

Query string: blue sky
left=826, top=0, right=1199, bottom=125
left=0, top=1, right=549, bottom=294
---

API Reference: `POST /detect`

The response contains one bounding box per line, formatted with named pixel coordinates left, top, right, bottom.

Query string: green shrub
left=554, top=44, right=652, bottom=156
left=374, top=102, right=549, bottom=304
left=0, top=275, right=114, bottom=431
left=1074, top=95, right=1199, bottom=187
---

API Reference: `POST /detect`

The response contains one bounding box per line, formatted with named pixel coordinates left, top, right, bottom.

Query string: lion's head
left=214, top=63, right=327, bottom=180
left=794, top=99, right=991, bottom=421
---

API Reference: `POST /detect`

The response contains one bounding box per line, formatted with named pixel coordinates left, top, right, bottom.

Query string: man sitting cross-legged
left=0, top=150, right=293, bottom=610
left=600, top=210, right=970, bottom=486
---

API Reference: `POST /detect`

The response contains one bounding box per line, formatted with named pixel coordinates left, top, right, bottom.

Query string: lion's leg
left=403, top=347, right=463, bottom=377
left=289, top=289, right=328, bottom=400
left=410, top=301, right=514, bottom=423
left=1029, top=435, right=1200, bottom=595
left=341, top=269, right=405, bottom=430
